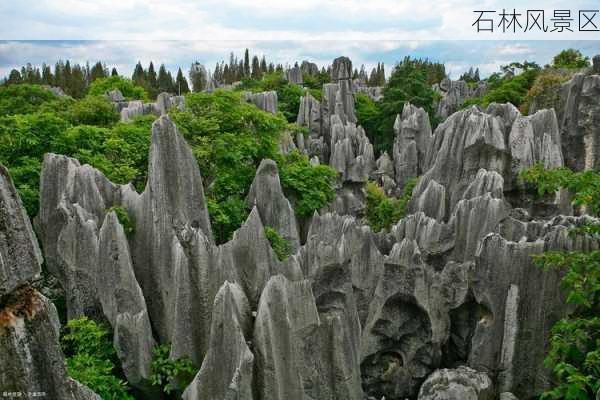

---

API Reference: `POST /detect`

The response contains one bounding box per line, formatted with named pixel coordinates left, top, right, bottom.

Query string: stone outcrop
left=434, top=79, right=488, bottom=119
left=27, top=55, right=600, bottom=400
left=393, top=103, right=433, bottom=190
left=417, top=367, right=494, bottom=400
left=105, top=89, right=185, bottom=122
left=253, top=275, right=319, bottom=400
left=97, top=211, right=155, bottom=388
left=0, top=166, right=42, bottom=296
left=0, top=166, right=99, bottom=399
left=558, top=68, right=600, bottom=171
left=243, top=91, right=278, bottom=114
left=247, top=159, right=301, bottom=252
left=286, top=65, right=303, bottom=85
left=182, top=282, right=253, bottom=400
left=0, top=288, right=101, bottom=399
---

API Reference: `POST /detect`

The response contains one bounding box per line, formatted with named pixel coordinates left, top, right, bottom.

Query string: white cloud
left=495, top=43, right=534, bottom=55
left=3, top=0, right=600, bottom=40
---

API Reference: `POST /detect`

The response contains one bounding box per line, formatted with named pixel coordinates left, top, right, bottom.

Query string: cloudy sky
left=1, top=0, right=599, bottom=79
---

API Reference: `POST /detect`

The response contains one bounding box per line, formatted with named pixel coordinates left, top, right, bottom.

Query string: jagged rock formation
left=253, top=275, right=320, bottom=400
left=247, top=159, right=301, bottom=252
left=243, top=91, right=278, bottom=114
left=104, top=89, right=185, bottom=122
left=97, top=211, right=156, bottom=388
left=393, top=103, right=433, bottom=190
left=354, top=84, right=383, bottom=101
left=557, top=67, right=600, bottom=171
left=27, top=55, right=600, bottom=400
left=301, top=60, right=319, bottom=76
left=433, top=78, right=488, bottom=119
left=182, top=282, right=253, bottom=400
left=286, top=65, right=303, bottom=85
left=0, top=165, right=99, bottom=399
left=0, top=166, right=42, bottom=296
left=417, top=367, right=493, bottom=400
left=297, top=92, right=326, bottom=160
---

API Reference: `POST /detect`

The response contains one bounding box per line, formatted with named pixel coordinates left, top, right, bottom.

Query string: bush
left=67, top=95, right=119, bottom=127
left=278, top=150, right=337, bottom=219
left=150, top=344, right=197, bottom=396
left=0, top=112, right=70, bottom=215
left=88, top=76, right=148, bottom=101
left=0, top=84, right=66, bottom=116
left=464, top=65, right=540, bottom=110
left=170, top=90, right=285, bottom=242
left=264, top=226, right=291, bottom=261
left=61, top=317, right=134, bottom=400
left=521, top=70, right=572, bottom=115
left=365, top=178, right=417, bottom=232
left=551, top=49, right=590, bottom=70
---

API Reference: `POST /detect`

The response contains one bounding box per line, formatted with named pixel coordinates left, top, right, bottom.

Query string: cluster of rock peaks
left=2, top=56, right=599, bottom=400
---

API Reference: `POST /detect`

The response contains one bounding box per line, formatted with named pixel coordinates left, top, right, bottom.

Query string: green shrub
left=61, top=317, right=134, bottom=400
left=0, top=112, right=69, bottom=215
left=264, top=226, right=291, bottom=261
left=521, top=71, right=572, bottom=115
left=277, top=150, right=337, bottom=219
left=67, top=95, right=119, bottom=127
left=149, top=344, right=197, bottom=395
left=464, top=63, right=540, bottom=110
left=551, top=49, right=591, bottom=70
left=0, top=84, right=66, bottom=116
left=88, top=76, right=148, bottom=101
left=365, top=178, right=417, bottom=232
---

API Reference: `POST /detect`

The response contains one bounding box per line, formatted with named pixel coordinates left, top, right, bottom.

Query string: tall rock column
left=130, top=115, right=213, bottom=343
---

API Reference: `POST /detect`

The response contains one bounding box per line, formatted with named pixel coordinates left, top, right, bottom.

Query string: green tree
left=67, top=95, right=119, bottom=127
left=147, top=62, right=158, bottom=98
left=369, top=57, right=438, bottom=154
left=175, top=68, right=190, bottom=95
left=158, top=64, right=174, bottom=94
left=552, top=49, right=591, bottom=70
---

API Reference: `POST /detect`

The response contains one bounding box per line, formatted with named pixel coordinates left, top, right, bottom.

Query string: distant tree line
left=212, top=48, right=285, bottom=85
left=131, top=61, right=190, bottom=98
left=2, top=61, right=117, bottom=98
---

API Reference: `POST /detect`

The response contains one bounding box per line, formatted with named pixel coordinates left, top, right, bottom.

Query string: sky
left=1, top=0, right=599, bottom=79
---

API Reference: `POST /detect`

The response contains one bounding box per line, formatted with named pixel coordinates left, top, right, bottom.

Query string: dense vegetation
left=0, top=79, right=337, bottom=244
left=356, top=57, right=444, bottom=154
left=170, top=91, right=336, bottom=243
left=463, top=61, right=541, bottom=110
left=551, top=49, right=591, bottom=70
left=521, top=165, right=599, bottom=399
left=0, top=83, right=154, bottom=216
left=61, top=317, right=134, bottom=399
left=364, top=178, right=417, bottom=232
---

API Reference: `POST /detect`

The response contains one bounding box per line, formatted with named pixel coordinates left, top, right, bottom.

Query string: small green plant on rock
left=149, top=343, right=197, bottom=396
left=365, top=178, right=417, bottom=232
left=61, top=316, right=134, bottom=400
left=106, top=206, right=135, bottom=237
left=264, top=226, right=291, bottom=261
